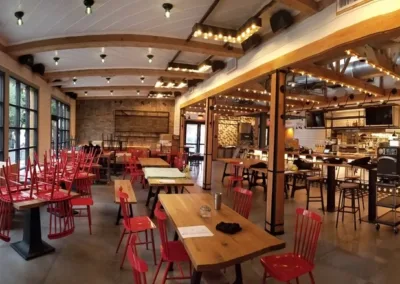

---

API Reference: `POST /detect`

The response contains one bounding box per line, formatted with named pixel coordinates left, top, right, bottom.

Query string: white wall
left=175, top=0, right=399, bottom=135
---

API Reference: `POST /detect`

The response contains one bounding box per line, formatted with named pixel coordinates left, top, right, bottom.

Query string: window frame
left=51, top=98, right=70, bottom=151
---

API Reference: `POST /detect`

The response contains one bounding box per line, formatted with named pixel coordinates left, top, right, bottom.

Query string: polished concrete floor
left=0, top=161, right=399, bottom=283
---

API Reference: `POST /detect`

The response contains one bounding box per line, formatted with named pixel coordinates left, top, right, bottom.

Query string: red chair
left=116, top=187, right=156, bottom=269
left=153, top=202, right=191, bottom=284
left=128, top=234, right=149, bottom=284
left=233, top=187, right=253, bottom=219
left=226, top=162, right=243, bottom=195
left=260, top=208, right=322, bottom=284
left=0, top=198, right=13, bottom=242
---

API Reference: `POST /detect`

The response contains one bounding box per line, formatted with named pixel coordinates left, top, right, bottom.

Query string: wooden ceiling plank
left=45, top=68, right=208, bottom=80
left=341, top=57, right=351, bottom=74
left=6, top=34, right=243, bottom=58
left=278, top=0, right=319, bottom=15
left=61, top=85, right=187, bottom=92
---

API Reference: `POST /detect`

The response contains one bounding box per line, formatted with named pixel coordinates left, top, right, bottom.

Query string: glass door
left=51, top=116, right=58, bottom=154
left=185, top=122, right=205, bottom=154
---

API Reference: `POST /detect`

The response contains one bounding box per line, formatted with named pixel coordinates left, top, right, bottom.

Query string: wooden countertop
left=139, top=158, right=170, bottom=168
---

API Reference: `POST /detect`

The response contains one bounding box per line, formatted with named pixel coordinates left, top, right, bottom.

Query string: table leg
left=191, top=269, right=202, bottom=284
left=11, top=207, right=55, bottom=260
left=222, top=163, right=228, bottom=183
left=290, top=175, right=297, bottom=198
left=145, top=186, right=153, bottom=207
left=115, top=205, right=122, bottom=225
left=150, top=187, right=161, bottom=218
left=233, top=263, right=243, bottom=284
left=327, top=165, right=336, bottom=212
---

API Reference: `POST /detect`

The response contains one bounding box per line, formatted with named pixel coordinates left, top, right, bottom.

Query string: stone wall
left=76, top=99, right=175, bottom=148
left=218, top=116, right=256, bottom=146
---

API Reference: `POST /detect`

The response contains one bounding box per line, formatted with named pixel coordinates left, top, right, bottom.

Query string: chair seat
left=340, top=182, right=359, bottom=189
left=307, top=176, right=324, bottom=182
left=260, top=253, right=314, bottom=282
left=161, top=241, right=190, bottom=262
left=124, top=216, right=156, bottom=232
left=70, top=197, right=94, bottom=206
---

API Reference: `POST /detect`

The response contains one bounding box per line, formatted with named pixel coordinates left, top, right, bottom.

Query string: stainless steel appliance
left=377, top=146, right=400, bottom=177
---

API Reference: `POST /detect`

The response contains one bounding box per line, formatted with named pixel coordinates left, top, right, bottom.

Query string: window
left=9, top=78, right=38, bottom=169
left=51, top=98, right=70, bottom=151
left=185, top=122, right=205, bottom=154
left=0, top=73, right=4, bottom=161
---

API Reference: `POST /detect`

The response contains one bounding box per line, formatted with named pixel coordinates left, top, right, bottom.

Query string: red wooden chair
left=260, top=208, right=322, bottom=284
left=226, top=162, right=243, bottom=195
left=153, top=202, right=191, bottom=284
left=0, top=197, right=13, bottom=242
left=128, top=234, right=149, bottom=284
left=117, top=188, right=156, bottom=268
left=233, top=187, right=253, bottom=219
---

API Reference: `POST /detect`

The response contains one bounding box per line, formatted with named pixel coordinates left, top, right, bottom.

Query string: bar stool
left=306, top=176, right=325, bottom=214
left=344, top=174, right=364, bottom=209
left=336, top=182, right=362, bottom=230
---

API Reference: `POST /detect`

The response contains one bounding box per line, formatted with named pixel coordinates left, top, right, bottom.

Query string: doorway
left=185, top=122, right=205, bottom=154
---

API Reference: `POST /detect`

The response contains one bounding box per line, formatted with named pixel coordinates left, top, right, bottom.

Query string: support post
left=266, top=70, right=286, bottom=235
left=259, top=112, right=266, bottom=148
left=203, top=97, right=215, bottom=190
left=212, top=114, right=219, bottom=160
left=179, top=109, right=186, bottom=153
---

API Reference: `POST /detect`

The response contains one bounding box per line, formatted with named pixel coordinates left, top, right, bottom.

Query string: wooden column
left=179, top=108, right=186, bottom=153
left=203, top=97, right=215, bottom=190
left=212, top=114, right=219, bottom=160
left=266, top=70, right=286, bottom=235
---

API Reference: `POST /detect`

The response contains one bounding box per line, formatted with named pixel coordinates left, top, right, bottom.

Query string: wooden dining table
left=12, top=189, right=79, bottom=260
left=217, top=158, right=267, bottom=183
left=159, top=193, right=285, bottom=284
left=138, top=157, right=170, bottom=168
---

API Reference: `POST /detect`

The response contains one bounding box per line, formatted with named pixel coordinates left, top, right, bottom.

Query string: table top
left=250, top=167, right=320, bottom=175
left=217, top=158, right=267, bottom=169
left=114, top=180, right=137, bottom=204
left=159, top=193, right=285, bottom=271
left=13, top=189, right=79, bottom=210
left=139, top=158, right=170, bottom=168
left=147, top=178, right=194, bottom=186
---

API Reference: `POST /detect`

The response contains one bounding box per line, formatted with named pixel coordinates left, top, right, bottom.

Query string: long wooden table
left=139, top=157, right=170, bottom=168
left=217, top=158, right=267, bottom=183
left=114, top=180, right=137, bottom=225
left=12, top=189, right=79, bottom=260
left=159, top=193, right=285, bottom=284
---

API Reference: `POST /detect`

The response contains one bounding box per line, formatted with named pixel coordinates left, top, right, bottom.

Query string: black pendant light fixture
left=15, top=11, right=24, bottom=26
left=106, top=77, right=111, bottom=84
left=84, top=0, right=95, bottom=14
left=147, top=54, right=154, bottom=63
left=84, top=91, right=88, bottom=96
left=100, top=53, right=107, bottom=63
left=137, top=90, right=140, bottom=95
left=53, top=57, right=60, bottom=66
left=110, top=90, right=114, bottom=96
left=162, top=3, right=173, bottom=18
left=73, top=78, right=77, bottom=85
left=140, top=76, right=145, bottom=83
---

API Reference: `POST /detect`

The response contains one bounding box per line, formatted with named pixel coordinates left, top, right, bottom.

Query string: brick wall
left=76, top=99, right=175, bottom=148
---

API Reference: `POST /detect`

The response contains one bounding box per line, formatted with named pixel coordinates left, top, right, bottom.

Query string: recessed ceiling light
left=84, top=0, right=94, bottom=15
left=147, top=54, right=154, bottom=63
left=162, top=3, right=173, bottom=18
left=106, top=77, right=111, bottom=83
left=53, top=57, right=60, bottom=66
left=100, top=54, right=107, bottom=63
left=15, top=11, right=24, bottom=26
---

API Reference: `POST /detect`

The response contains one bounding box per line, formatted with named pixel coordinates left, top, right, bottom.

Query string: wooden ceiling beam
left=61, top=85, right=187, bottom=93
left=45, top=68, right=208, bottom=80
left=296, top=64, right=386, bottom=96
left=6, top=34, right=243, bottom=58
left=277, top=0, right=319, bottom=15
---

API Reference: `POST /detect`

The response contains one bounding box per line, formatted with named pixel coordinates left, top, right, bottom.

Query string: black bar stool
left=306, top=176, right=325, bottom=214
left=336, top=182, right=362, bottom=230
left=344, top=175, right=364, bottom=209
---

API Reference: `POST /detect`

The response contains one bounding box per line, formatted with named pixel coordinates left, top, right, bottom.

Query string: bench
left=114, top=180, right=137, bottom=225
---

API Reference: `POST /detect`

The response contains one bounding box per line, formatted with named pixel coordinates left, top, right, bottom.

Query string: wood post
left=203, top=97, right=215, bottom=190
left=266, top=71, right=286, bottom=235
left=212, top=114, right=219, bottom=160
left=179, top=109, right=185, bottom=153
left=259, top=113, right=267, bottom=148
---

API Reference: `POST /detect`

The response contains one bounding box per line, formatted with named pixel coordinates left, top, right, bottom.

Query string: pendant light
left=106, top=77, right=111, bottom=84
left=100, top=54, right=107, bottom=63
left=84, top=0, right=94, bottom=14
left=162, top=3, right=173, bottom=18
left=15, top=11, right=24, bottom=26
left=73, top=78, right=77, bottom=85
left=147, top=54, right=154, bottom=63
left=85, top=91, right=88, bottom=96
left=137, top=90, right=140, bottom=95
left=53, top=57, right=60, bottom=66
left=140, top=76, right=145, bottom=83
left=110, top=90, right=113, bottom=96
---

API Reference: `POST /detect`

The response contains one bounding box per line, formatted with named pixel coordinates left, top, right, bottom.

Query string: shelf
left=375, top=211, right=400, bottom=227
left=376, top=196, right=400, bottom=209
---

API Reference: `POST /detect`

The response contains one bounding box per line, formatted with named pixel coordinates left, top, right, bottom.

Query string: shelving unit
left=375, top=182, right=400, bottom=234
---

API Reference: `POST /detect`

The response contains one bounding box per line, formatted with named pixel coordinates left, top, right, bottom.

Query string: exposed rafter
left=6, top=34, right=243, bottom=58
left=61, top=85, right=186, bottom=93
left=45, top=68, right=208, bottom=80
left=277, top=0, right=319, bottom=15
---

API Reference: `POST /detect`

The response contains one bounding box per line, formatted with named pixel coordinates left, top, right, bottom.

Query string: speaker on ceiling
left=270, top=10, right=294, bottom=33
left=188, top=79, right=203, bottom=88
left=65, top=92, right=78, bottom=100
left=31, top=64, right=45, bottom=76
left=211, top=60, right=226, bottom=72
left=18, top=54, right=34, bottom=67
left=241, top=34, right=262, bottom=52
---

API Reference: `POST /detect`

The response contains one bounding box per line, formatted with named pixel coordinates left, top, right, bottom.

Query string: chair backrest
left=154, top=202, right=170, bottom=258
left=293, top=208, right=322, bottom=265
left=118, top=187, right=133, bottom=226
left=127, top=234, right=148, bottom=284
left=233, top=187, right=253, bottom=219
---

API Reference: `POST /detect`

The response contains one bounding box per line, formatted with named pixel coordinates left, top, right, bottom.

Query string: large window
left=0, top=73, right=4, bottom=161
left=51, top=98, right=70, bottom=151
left=9, top=78, right=38, bottom=169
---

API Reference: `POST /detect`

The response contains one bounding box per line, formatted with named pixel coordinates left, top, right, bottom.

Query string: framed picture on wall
left=336, top=0, right=374, bottom=15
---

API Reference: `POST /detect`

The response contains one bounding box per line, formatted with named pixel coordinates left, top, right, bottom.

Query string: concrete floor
left=1, top=161, right=399, bottom=284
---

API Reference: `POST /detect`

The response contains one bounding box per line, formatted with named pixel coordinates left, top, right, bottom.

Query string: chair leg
left=352, top=189, right=356, bottom=230
left=152, top=259, right=163, bottom=284
left=306, top=181, right=310, bottom=210
left=161, top=262, right=172, bottom=284
left=116, top=228, right=126, bottom=253
left=151, top=230, right=156, bottom=265
left=320, top=182, right=325, bottom=215
left=145, top=230, right=149, bottom=250
left=336, top=189, right=342, bottom=228
left=87, top=206, right=92, bottom=235
left=120, top=232, right=132, bottom=269
left=262, top=271, right=267, bottom=284
left=296, top=278, right=300, bottom=284
left=309, top=272, right=316, bottom=284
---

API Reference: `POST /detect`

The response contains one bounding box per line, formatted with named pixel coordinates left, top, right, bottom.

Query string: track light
left=106, top=77, right=110, bottom=83
left=100, top=54, right=107, bottom=63
left=73, top=78, right=77, bottom=85
left=53, top=57, right=60, bottom=66
left=140, top=76, right=145, bottom=83
left=110, top=90, right=113, bottom=96
left=15, top=11, right=24, bottom=26
left=147, top=54, right=154, bottom=63
left=84, top=91, right=88, bottom=96
left=84, top=0, right=94, bottom=14
left=162, top=3, right=173, bottom=18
